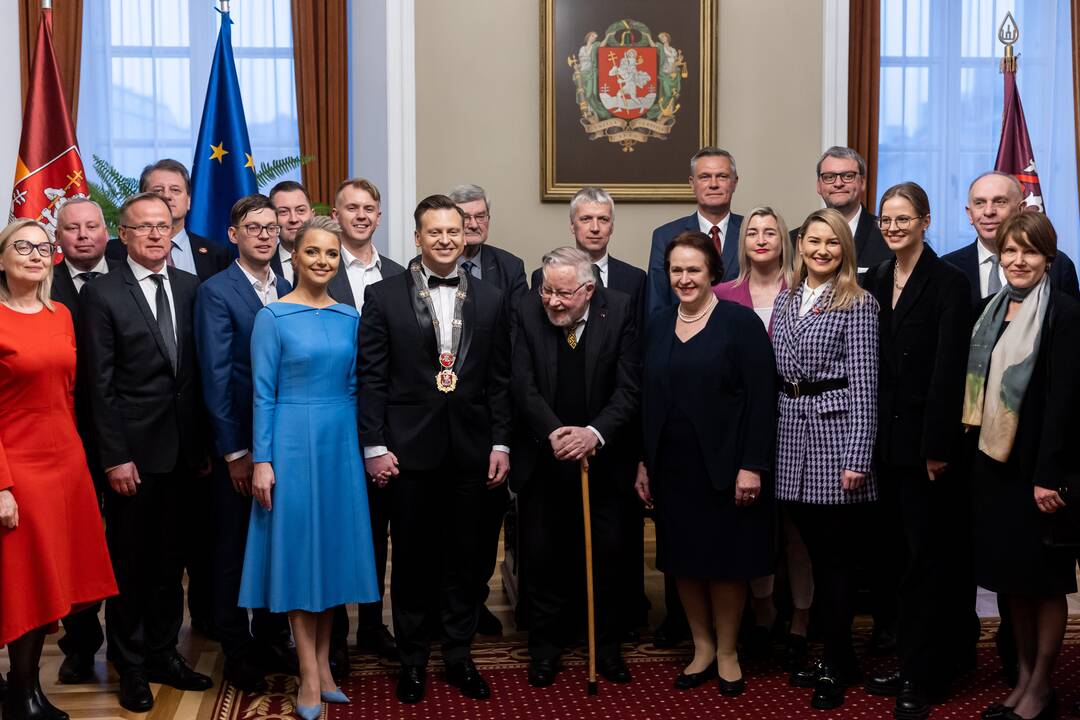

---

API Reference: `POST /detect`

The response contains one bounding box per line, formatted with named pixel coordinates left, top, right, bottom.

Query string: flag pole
left=41, top=1, right=51, bottom=9
left=218, top=0, right=230, bottom=12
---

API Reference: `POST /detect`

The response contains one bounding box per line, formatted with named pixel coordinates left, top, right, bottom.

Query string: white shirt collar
left=800, top=279, right=831, bottom=308
left=65, top=255, right=108, bottom=278
left=127, top=255, right=166, bottom=280
left=421, top=261, right=458, bottom=280
left=341, top=244, right=381, bottom=270
left=976, top=238, right=996, bottom=265
left=277, top=243, right=292, bottom=260
left=236, top=259, right=274, bottom=288
left=172, top=227, right=191, bottom=252
left=697, top=211, right=730, bottom=237
left=848, top=206, right=862, bottom=237
left=592, top=253, right=609, bottom=271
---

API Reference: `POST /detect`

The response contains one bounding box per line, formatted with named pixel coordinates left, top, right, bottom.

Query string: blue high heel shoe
left=320, top=688, right=350, bottom=704
left=296, top=702, right=322, bottom=720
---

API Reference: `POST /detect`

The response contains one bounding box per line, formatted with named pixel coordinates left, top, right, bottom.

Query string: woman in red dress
left=0, top=219, right=117, bottom=720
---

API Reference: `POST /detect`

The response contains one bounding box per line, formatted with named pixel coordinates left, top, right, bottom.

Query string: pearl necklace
left=678, top=296, right=717, bottom=322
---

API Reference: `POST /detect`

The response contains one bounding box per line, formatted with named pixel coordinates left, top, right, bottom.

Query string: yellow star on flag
left=209, top=142, right=229, bottom=163
left=245, top=153, right=255, bottom=172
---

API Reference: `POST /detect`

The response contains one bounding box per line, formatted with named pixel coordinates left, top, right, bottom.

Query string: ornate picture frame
left=540, top=0, right=718, bottom=202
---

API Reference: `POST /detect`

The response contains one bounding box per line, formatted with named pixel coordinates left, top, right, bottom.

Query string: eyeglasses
left=121, top=223, right=172, bottom=237
left=239, top=223, right=282, bottom=238
left=539, top=281, right=589, bottom=301
left=877, top=215, right=925, bottom=230
left=462, top=212, right=490, bottom=225
left=818, top=171, right=861, bottom=184
left=9, top=239, right=56, bottom=257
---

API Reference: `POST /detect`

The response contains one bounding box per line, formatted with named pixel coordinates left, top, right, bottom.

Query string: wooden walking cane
left=580, top=454, right=598, bottom=696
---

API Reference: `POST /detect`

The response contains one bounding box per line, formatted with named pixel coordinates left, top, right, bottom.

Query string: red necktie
left=710, top=225, right=722, bottom=255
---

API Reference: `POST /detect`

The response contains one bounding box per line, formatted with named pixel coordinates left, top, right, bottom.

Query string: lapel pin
left=198, top=246, right=208, bottom=254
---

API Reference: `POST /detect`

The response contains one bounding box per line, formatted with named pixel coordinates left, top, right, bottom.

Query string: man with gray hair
left=447, top=183, right=528, bottom=637
left=511, top=246, right=641, bottom=687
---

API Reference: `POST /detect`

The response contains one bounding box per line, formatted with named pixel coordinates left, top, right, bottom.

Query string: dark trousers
left=475, top=483, right=509, bottom=606
left=104, top=466, right=188, bottom=671
left=619, top=483, right=649, bottom=629
left=59, top=604, right=104, bottom=659
left=390, top=461, right=485, bottom=666
left=521, top=463, right=624, bottom=662
left=213, top=464, right=289, bottom=661
left=184, top=474, right=215, bottom=627
left=331, top=477, right=392, bottom=647
left=878, top=463, right=971, bottom=686
left=786, top=501, right=875, bottom=671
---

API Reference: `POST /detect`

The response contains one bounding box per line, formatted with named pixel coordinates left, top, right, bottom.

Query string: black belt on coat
left=779, top=377, right=848, bottom=398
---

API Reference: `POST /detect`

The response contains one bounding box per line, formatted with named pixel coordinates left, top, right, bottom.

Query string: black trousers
left=521, top=462, right=624, bottom=662
left=212, top=463, right=289, bottom=661
left=59, top=463, right=105, bottom=660
left=786, top=501, right=875, bottom=672
left=618, top=481, right=648, bottom=629
left=104, top=466, right=188, bottom=671
left=475, top=483, right=510, bottom=607
left=184, top=473, right=215, bottom=627
left=331, top=477, right=393, bottom=647
left=390, top=461, right=485, bottom=666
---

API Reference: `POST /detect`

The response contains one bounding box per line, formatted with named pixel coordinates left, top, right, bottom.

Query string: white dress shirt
left=592, top=253, right=609, bottom=287
left=66, top=256, right=109, bottom=292
left=276, top=243, right=294, bottom=285
left=697, top=212, right=731, bottom=253
left=799, top=280, right=830, bottom=317
left=169, top=228, right=198, bottom=276
left=127, top=256, right=177, bottom=337
left=976, top=240, right=1005, bottom=299
left=341, top=244, right=383, bottom=314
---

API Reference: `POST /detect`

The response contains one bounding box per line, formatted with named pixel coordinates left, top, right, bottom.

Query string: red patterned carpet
left=211, top=619, right=1080, bottom=720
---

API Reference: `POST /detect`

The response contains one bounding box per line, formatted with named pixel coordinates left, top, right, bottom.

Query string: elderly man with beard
left=511, top=247, right=642, bottom=687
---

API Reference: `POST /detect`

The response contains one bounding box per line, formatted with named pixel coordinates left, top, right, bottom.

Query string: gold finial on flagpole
left=219, top=0, right=230, bottom=12
left=41, top=0, right=52, bottom=8
left=999, top=11, right=1019, bottom=73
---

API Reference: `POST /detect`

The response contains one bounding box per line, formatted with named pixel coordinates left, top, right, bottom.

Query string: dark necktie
left=461, top=260, right=477, bottom=278
left=987, top=255, right=1002, bottom=295
left=593, top=264, right=605, bottom=288
left=710, top=225, right=722, bottom=255
left=428, top=275, right=461, bottom=289
left=566, top=326, right=578, bottom=349
left=78, top=271, right=100, bottom=292
left=148, top=274, right=178, bottom=371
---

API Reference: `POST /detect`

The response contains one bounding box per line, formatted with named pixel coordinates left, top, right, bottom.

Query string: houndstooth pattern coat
left=771, top=284, right=879, bottom=505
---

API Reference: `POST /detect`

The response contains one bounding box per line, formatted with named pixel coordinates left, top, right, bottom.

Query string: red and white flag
left=994, top=64, right=1043, bottom=212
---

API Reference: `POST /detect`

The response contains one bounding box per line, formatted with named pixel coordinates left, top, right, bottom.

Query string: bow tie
left=427, top=275, right=461, bottom=289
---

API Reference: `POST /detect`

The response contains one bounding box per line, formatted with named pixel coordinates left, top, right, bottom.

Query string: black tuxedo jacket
left=78, top=262, right=206, bottom=474
left=789, top=206, right=892, bottom=270
left=326, top=251, right=406, bottom=308
left=474, top=243, right=528, bottom=307
left=509, top=288, right=642, bottom=492
left=357, top=270, right=513, bottom=473
left=941, top=239, right=1080, bottom=308
left=863, top=247, right=972, bottom=467
left=530, top=255, right=646, bottom=329
left=51, top=258, right=121, bottom=327
left=106, top=230, right=231, bottom=282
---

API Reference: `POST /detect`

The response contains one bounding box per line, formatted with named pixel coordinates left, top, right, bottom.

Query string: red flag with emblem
left=10, top=6, right=88, bottom=249
left=994, top=61, right=1042, bottom=211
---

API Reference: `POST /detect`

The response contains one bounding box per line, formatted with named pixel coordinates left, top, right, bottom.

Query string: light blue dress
left=239, top=302, right=379, bottom=612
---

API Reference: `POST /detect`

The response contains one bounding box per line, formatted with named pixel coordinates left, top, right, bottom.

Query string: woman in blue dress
left=240, top=216, right=379, bottom=719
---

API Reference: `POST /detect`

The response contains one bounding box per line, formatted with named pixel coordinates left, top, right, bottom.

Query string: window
left=78, top=0, right=300, bottom=186
left=877, top=0, right=1078, bottom=260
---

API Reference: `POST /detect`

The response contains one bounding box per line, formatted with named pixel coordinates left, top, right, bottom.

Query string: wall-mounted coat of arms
left=569, top=20, right=688, bottom=152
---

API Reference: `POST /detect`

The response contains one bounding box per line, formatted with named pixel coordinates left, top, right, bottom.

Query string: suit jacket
left=642, top=301, right=776, bottom=492
left=712, top=276, right=788, bottom=336
left=195, top=262, right=291, bottom=458
left=106, top=231, right=231, bottom=282
left=942, top=239, right=1080, bottom=308
left=646, top=212, right=743, bottom=319
left=862, top=247, right=972, bottom=468
left=357, top=270, right=513, bottom=472
left=78, top=262, right=205, bottom=474
left=509, top=288, right=641, bottom=492
left=326, top=251, right=406, bottom=308
left=771, top=285, right=879, bottom=505
left=788, top=206, right=892, bottom=272
left=529, top=254, right=647, bottom=328
left=51, top=258, right=121, bottom=328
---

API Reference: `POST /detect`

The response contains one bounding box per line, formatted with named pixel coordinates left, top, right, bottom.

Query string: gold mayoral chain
left=409, top=262, right=468, bottom=393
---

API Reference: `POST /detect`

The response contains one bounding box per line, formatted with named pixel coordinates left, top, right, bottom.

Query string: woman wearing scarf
left=965, top=212, right=1080, bottom=720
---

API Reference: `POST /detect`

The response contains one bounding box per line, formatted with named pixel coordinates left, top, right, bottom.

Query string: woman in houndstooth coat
left=771, top=207, right=879, bottom=712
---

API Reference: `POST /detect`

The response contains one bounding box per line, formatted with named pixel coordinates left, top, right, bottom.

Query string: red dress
left=0, top=302, right=116, bottom=645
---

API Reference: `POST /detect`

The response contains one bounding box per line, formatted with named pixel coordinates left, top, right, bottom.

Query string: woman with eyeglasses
left=637, top=230, right=777, bottom=696
left=859, top=183, right=973, bottom=719
left=0, top=219, right=117, bottom=720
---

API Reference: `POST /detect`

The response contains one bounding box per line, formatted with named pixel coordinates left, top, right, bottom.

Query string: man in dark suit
left=49, top=198, right=119, bottom=685
left=789, top=147, right=892, bottom=274
left=448, top=183, right=529, bottom=638
left=195, top=194, right=295, bottom=693
left=358, top=195, right=512, bottom=704
left=268, top=180, right=314, bottom=285
left=514, top=247, right=641, bottom=687
left=326, top=177, right=405, bottom=667
left=79, top=193, right=213, bottom=712
left=647, top=147, right=744, bottom=320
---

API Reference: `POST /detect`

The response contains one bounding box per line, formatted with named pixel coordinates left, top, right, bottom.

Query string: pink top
left=713, top=276, right=787, bottom=336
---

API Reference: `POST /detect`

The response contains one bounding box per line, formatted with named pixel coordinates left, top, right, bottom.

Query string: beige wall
left=415, top=0, right=826, bottom=273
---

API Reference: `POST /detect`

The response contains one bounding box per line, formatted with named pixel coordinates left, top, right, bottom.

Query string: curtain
left=1072, top=0, right=1080, bottom=203
left=848, top=0, right=881, bottom=210
left=290, top=0, right=348, bottom=205
left=19, top=0, right=84, bottom=123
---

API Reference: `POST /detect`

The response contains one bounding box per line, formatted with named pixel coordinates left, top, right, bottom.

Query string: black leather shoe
left=809, top=664, right=860, bottom=711
left=790, top=660, right=824, bottom=689
left=744, top=625, right=772, bottom=663
left=329, top=646, right=350, bottom=682
left=673, top=662, right=717, bottom=690
left=865, top=669, right=902, bottom=696
left=4, top=670, right=70, bottom=720
left=652, top=620, right=689, bottom=648
left=223, top=659, right=267, bottom=693
left=396, top=666, right=426, bottom=704
left=144, top=653, right=212, bottom=691
left=118, top=670, right=154, bottom=713
left=894, top=680, right=931, bottom=720
left=445, top=659, right=491, bottom=700
left=597, top=656, right=632, bottom=684
left=527, top=658, right=559, bottom=688
left=355, top=624, right=397, bottom=660
left=476, top=606, right=503, bottom=637
left=981, top=704, right=1013, bottom=720
left=718, top=676, right=746, bottom=696
left=57, top=654, right=95, bottom=684
left=784, top=634, right=808, bottom=672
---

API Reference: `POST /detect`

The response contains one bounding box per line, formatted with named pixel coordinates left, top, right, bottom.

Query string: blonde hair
left=789, top=207, right=865, bottom=311
left=0, top=219, right=55, bottom=311
left=733, top=206, right=792, bottom=287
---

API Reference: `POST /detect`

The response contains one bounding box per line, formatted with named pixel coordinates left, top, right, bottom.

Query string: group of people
left=0, top=145, right=1076, bottom=720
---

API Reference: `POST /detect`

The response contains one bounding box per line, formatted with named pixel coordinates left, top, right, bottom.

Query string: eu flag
left=188, top=8, right=257, bottom=245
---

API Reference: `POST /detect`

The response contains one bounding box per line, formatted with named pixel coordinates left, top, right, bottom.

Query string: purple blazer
left=713, top=277, right=787, bottom=336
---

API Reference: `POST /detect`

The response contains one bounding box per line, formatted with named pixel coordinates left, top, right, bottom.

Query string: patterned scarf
left=962, top=274, right=1050, bottom=461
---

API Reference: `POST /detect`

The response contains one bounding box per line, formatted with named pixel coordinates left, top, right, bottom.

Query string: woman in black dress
left=636, top=231, right=776, bottom=696
left=964, top=212, right=1080, bottom=720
